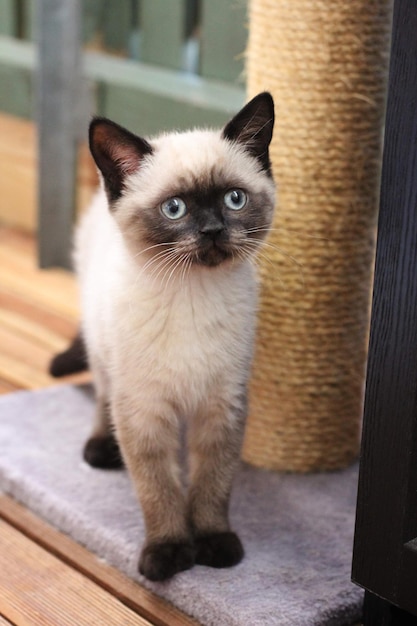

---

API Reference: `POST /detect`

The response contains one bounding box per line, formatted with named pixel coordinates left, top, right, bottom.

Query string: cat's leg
left=187, top=391, right=247, bottom=568
left=83, top=359, right=123, bottom=469
left=113, top=394, right=194, bottom=581
left=83, top=397, right=123, bottom=469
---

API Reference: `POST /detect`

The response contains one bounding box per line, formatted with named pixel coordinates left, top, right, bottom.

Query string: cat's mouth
left=194, top=240, right=233, bottom=267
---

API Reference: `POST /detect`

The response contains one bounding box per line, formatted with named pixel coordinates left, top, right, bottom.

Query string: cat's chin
left=193, top=244, right=235, bottom=268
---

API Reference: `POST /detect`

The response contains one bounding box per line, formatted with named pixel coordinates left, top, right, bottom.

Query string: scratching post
left=243, top=0, right=392, bottom=471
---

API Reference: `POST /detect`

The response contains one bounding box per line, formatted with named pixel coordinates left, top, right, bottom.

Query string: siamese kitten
left=71, top=92, right=275, bottom=581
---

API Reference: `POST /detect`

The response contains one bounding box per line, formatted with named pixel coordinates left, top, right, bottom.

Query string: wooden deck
left=0, top=112, right=362, bottom=626
left=0, top=226, right=197, bottom=626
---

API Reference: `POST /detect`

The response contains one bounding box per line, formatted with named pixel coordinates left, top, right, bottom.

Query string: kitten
left=72, top=92, right=275, bottom=581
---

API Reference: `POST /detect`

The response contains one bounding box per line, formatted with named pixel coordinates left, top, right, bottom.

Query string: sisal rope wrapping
left=243, top=0, right=392, bottom=471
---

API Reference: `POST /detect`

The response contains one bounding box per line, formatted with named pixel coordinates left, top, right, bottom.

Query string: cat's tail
left=49, top=331, right=88, bottom=377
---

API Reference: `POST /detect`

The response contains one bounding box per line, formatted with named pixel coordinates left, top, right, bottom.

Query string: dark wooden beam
left=352, top=0, right=417, bottom=618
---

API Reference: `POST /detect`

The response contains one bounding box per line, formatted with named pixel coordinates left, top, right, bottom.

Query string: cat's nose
left=200, top=225, right=224, bottom=238
left=199, top=217, right=225, bottom=239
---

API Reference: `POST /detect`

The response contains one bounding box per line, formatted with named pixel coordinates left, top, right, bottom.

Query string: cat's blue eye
left=161, top=197, right=187, bottom=220
left=224, top=189, right=247, bottom=211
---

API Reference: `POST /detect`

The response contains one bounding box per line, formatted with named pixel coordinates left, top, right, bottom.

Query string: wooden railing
left=0, top=0, right=247, bottom=131
left=0, top=0, right=247, bottom=266
left=82, top=0, right=247, bottom=83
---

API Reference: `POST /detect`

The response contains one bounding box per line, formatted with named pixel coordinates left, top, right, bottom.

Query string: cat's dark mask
left=89, top=92, right=275, bottom=203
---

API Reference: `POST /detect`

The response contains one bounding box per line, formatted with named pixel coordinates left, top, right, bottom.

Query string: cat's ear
left=89, top=118, right=153, bottom=202
left=222, top=92, right=274, bottom=175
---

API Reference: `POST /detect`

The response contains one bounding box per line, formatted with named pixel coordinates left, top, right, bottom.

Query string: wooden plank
left=0, top=615, right=13, bottom=626
left=200, top=0, right=247, bottom=83
left=0, top=234, right=79, bottom=320
left=0, top=308, right=71, bottom=353
left=0, top=324, right=64, bottom=389
left=0, top=113, right=35, bottom=229
left=0, top=321, right=56, bottom=368
left=0, top=288, right=77, bottom=341
left=0, top=518, right=154, bottom=626
left=0, top=113, right=96, bottom=232
left=362, top=591, right=417, bottom=626
left=352, top=0, right=417, bottom=615
left=0, top=496, right=200, bottom=626
left=0, top=260, right=78, bottom=320
left=36, top=0, right=82, bottom=268
left=0, top=224, right=89, bottom=390
left=0, top=223, right=43, bottom=258
left=139, top=0, right=185, bottom=70
left=0, top=224, right=80, bottom=280
left=0, top=351, right=90, bottom=391
left=0, top=303, right=88, bottom=391
left=0, top=377, right=21, bottom=395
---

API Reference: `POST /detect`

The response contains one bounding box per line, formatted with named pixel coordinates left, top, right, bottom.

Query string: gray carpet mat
left=0, top=384, right=363, bottom=626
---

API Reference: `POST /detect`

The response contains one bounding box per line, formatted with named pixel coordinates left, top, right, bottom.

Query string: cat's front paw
left=195, top=531, right=244, bottom=568
left=139, top=541, right=195, bottom=581
left=83, top=434, right=124, bottom=469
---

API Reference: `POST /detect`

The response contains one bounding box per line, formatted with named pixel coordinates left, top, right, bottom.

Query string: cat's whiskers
left=153, top=247, right=196, bottom=293
left=147, top=249, right=180, bottom=285
left=179, top=253, right=193, bottom=289
left=130, top=251, right=171, bottom=300
left=251, top=238, right=304, bottom=269
left=160, top=251, right=189, bottom=294
left=133, top=243, right=183, bottom=290
left=141, top=250, right=173, bottom=284
left=141, top=247, right=178, bottom=273
left=243, top=229, right=305, bottom=270
left=245, top=225, right=329, bottom=241
left=240, top=241, right=275, bottom=270
left=233, top=247, right=251, bottom=267
left=242, top=242, right=274, bottom=266
left=242, top=237, right=305, bottom=289
left=133, top=241, right=177, bottom=260
left=176, top=251, right=193, bottom=287
left=238, top=243, right=288, bottom=290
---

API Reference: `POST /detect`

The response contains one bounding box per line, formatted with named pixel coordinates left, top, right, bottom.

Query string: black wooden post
left=352, top=0, right=417, bottom=622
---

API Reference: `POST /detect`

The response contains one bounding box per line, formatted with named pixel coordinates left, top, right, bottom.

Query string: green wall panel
left=99, top=85, right=237, bottom=137
left=0, top=64, right=32, bottom=117
left=200, top=0, right=247, bottom=83
left=0, top=0, right=16, bottom=36
left=139, top=0, right=185, bottom=70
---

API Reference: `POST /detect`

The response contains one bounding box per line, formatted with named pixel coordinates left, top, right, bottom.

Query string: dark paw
left=139, top=541, right=195, bottom=581
left=195, top=531, right=244, bottom=568
left=49, top=333, right=87, bottom=377
left=83, top=434, right=124, bottom=469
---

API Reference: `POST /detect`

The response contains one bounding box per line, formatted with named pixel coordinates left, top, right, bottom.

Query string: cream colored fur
left=75, top=129, right=274, bottom=430
left=75, top=121, right=275, bottom=579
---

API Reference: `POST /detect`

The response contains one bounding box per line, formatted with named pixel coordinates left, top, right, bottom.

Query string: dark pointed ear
left=89, top=117, right=153, bottom=203
left=222, top=92, right=274, bottom=175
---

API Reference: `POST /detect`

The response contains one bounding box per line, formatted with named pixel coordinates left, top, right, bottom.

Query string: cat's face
left=89, top=93, right=276, bottom=270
